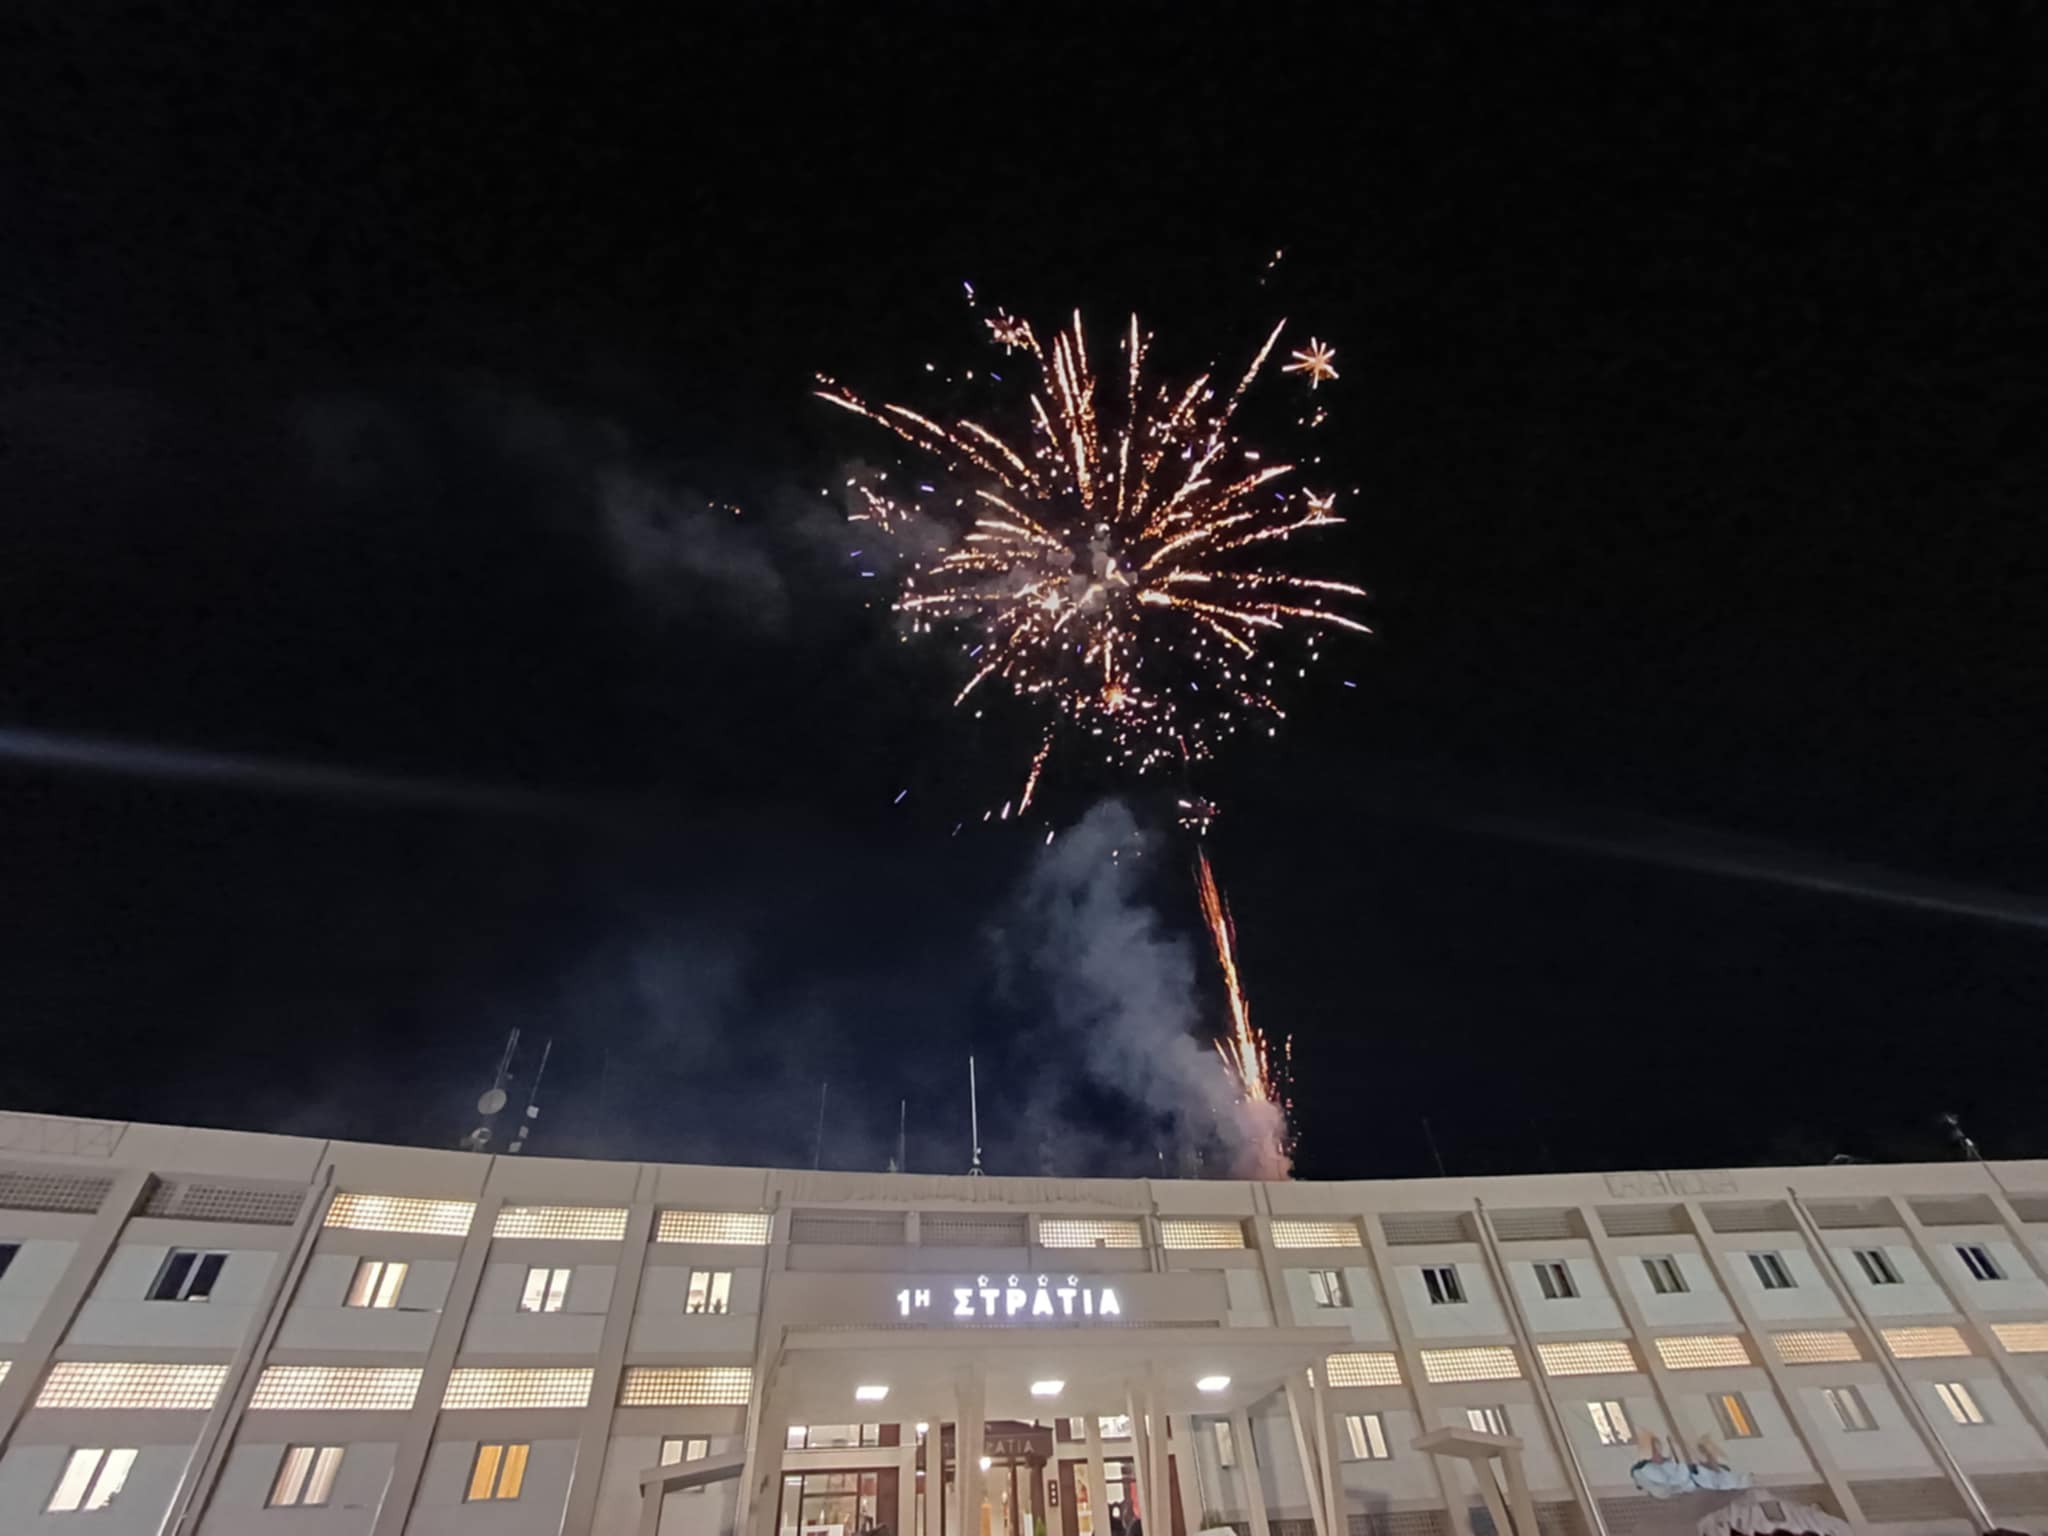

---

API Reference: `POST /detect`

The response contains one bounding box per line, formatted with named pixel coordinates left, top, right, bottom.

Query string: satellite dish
left=477, top=1087, right=509, bottom=1116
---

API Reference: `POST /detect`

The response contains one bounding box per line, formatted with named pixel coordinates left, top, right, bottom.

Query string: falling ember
left=817, top=303, right=1368, bottom=783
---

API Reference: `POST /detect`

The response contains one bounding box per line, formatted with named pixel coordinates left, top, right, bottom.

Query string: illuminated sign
left=897, top=1274, right=1122, bottom=1322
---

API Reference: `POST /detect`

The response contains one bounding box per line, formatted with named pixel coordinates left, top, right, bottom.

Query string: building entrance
left=939, top=1422, right=1052, bottom=1536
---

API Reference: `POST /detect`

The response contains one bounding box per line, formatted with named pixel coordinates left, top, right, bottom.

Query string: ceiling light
left=1196, top=1375, right=1231, bottom=1393
left=979, top=1455, right=993, bottom=1471
left=855, top=1385, right=889, bottom=1402
left=915, top=1422, right=930, bottom=1435
left=1031, top=1380, right=1065, bottom=1397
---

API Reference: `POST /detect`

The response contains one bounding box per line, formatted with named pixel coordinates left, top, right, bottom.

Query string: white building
left=2, top=1107, right=2047, bottom=1536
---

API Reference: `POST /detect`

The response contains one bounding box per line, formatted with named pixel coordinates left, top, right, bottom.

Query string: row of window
left=339, top=1259, right=734, bottom=1315
left=41, top=1437, right=710, bottom=1516
left=321, top=1196, right=775, bottom=1245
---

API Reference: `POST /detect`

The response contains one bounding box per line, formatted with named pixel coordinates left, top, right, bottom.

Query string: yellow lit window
left=493, top=1205, right=628, bottom=1240
left=619, top=1366, right=754, bottom=1406
left=1420, top=1347, right=1521, bottom=1384
left=324, top=1193, right=475, bottom=1236
left=656, top=1211, right=771, bottom=1245
left=1270, top=1219, right=1361, bottom=1249
left=47, top=1448, right=137, bottom=1512
left=1772, top=1330, right=1859, bottom=1364
left=519, top=1266, right=572, bottom=1313
left=268, top=1445, right=345, bottom=1507
left=1537, top=1340, right=1635, bottom=1376
left=1990, top=1322, right=2048, bottom=1354
left=1654, top=1335, right=1751, bottom=1370
left=1882, top=1326, right=1970, bottom=1359
left=443, top=1368, right=592, bottom=1410
left=1710, top=1392, right=1758, bottom=1439
left=1160, top=1219, right=1245, bottom=1250
left=467, top=1442, right=529, bottom=1501
left=686, top=1270, right=733, bottom=1314
left=248, top=1365, right=422, bottom=1411
left=1039, top=1218, right=1143, bottom=1249
left=1934, top=1381, right=1987, bottom=1426
left=36, top=1362, right=227, bottom=1411
left=1325, top=1352, right=1401, bottom=1387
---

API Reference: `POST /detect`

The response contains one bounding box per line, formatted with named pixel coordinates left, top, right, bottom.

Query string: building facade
left=2, top=1108, right=2047, bottom=1536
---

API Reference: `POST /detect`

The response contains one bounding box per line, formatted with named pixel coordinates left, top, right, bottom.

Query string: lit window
left=1343, top=1413, right=1390, bottom=1460
left=685, top=1270, right=733, bottom=1314
left=1534, top=1262, right=1577, bottom=1300
left=1852, top=1249, right=1901, bottom=1286
left=1957, top=1245, right=2004, bottom=1282
left=1161, top=1219, right=1245, bottom=1250
left=1822, top=1386, right=1873, bottom=1432
left=1307, top=1269, right=1349, bottom=1308
left=1642, top=1256, right=1688, bottom=1295
left=655, top=1211, right=771, bottom=1245
left=324, top=1193, right=475, bottom=1236
left=1097, top=1415, right=1134, bottom=1439
left=344, top=1259, right=407, bottom=1309
left=1710, top=1393, right=1758, bottom=1439
left=1934, top=1381, right=1987, bottom=1426
left=1214, top=1421, right=1236, bottom=1467
left=443, top=1368, right=592, bottom=1410
left=36, top=1362, right=227, bottom=1411
left=519, top=1266, right=572, bottom=1313
left=148, top=1249, right=227, bottom=1302
left=249, top=1365, right=422, bottom=1411
left=1421, top=1347, right=1521, bottom=1384
left=1325, top=1352, right=1402, bottom=1387
left=1882, top=1326, right=1971, bottom=1359
left=786, top=1425, right=879, bottom=1449
left=1466, top=1406, right=1510, bottom=1436
left=619, top=1366, right=754, bottom=1406
left=1270, top=1219, right=1361, bottom=1249
left=268, top=1445, right=345, bottom=1507
left=1039, top=1218, right=1143, bottom=1249
left=662, top=1437, right=712, bottom=1466
left=1655, top=1335, right=1751, bottom=1370
left=1991, top=1322, right=2048, bottom=1354
left=466, top=1442, right=530, bottom=1501
left=1772, top=1330, right=1859, bottom=1365
left=1587, top=1400, right=1632, bottom=1446
left=46, top=1447, right=137, bottom=1512
left=0, top=1242, right=17, bottom=1280
left=1748, top=1253, right=1795, bottom=1291
left=1422, top=1265, right=1465, bottom=1305
left=493, top=1205, right=628, bottom=1240
left=1537, top=1340, right=1635, bottom=1376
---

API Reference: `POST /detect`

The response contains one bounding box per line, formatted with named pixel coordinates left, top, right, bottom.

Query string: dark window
left=149, top=1249, right=227, bottom=1301
left=0, top=1242, right=18, bottom=1281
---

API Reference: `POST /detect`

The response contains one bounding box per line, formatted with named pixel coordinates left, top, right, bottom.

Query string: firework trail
left=818, top=304, right=1367, bottom=801
left=1195, top=847, right=1280, bottom=1104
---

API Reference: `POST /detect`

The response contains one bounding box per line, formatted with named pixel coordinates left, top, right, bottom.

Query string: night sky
left=5, top=5, right=2043, bottom=1180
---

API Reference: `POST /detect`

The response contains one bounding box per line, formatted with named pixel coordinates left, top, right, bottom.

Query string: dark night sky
left=4, top=4, right=2044, bottom=1180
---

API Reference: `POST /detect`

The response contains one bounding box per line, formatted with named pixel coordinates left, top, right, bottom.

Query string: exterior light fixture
left=855, top=1385, right=889, bottom=1402
left=979, top=1455, right=993, bottom=1471
left=1031, top=1380, right=1065, bottom=1397
left=1196, top=1375, right=1231, bottom=1393
left=915, top=1422, right=930, bottom=1436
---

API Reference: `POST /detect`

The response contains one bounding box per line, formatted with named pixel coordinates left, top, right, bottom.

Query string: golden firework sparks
left=1195, top=847, right=1282, bottom=1108
left=1283, top=338, right=1339, bottom=388
left=817, top=305, right=1368, bottom=783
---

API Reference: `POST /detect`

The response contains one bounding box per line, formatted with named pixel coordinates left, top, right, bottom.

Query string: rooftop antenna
left=887, top=1098, right=907, bottom=1174
left=506, top=1038, right=551, bottom=1155
left=812, top=1080, right=830, bottom=1171
left=967, top=1056, right=984, bottom=1176
left=1940, top=1111, right=1983, bottom=1161
left=461, top=1027, right=521, bottom=1152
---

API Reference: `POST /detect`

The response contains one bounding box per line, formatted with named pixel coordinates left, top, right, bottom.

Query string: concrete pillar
left=370, top=1187, right=500, bottom=1536
left=1126, top=1386, right=1156, bottom=1532
left=563, top=1170, right=660, bottom=1535
left=1309, top=1377, right=1342, bottom=1536
left=1147, top=1393, right=1171, bottom=1536
left=1084, top=1414, right=1110, bottom=1536
left=1043, top=1445, right=1068, bottom=1536
left=742, top=1381, right=792, bottom=1536
left=1678, top=1199, right=1869, bottom=1532
left=959, top=1369, right=987, bottom=1536
left=1355, top=1210, right=1467, bottom=1534
left=1282, top=1374, right=1329, bottom=1536
left=1170, top=1415, right=1205, bottom=1534
left=1227, top=1409, right=1271, bottom=1536
left=0, top=1166, right=152, bottom=1455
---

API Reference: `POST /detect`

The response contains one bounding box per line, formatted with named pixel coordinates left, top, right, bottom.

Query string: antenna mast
left=461, top=1028, right=521, bottom=1152
left=812, top=1081, right=830, bottom=1170
left=967, top=1056, right=984, bottom=1176
left=506, top=1038, right=551, bottom=1154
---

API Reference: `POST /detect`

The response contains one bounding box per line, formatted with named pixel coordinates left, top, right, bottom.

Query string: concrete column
left=1356, top=1209, right=1467, bottom=1534
left=1892, top=1195, right=2048, bottom=1453
left=563, top=1170, right=660, bottom=1535
left=371, top=1187, right=502, bottom=1536
left=1308, top=1377, right=1342, bottom=1536
left=168, top=1172, right=337, bottom=1536
left=1043, top=1445, right=1068, bottom=1536
left=1783, top=1191, right=1993, bottom=1532
left=0, top=1166, right=152, bottom=1455
left=1126, top=1385, right=1156, bottom=1532
left=1281, top=1374, right=1329, bottom=1536
left=1677, top=1199, right=1868, bottom=1532
left=742, top=1379, right=792, bottom=1536
left=959, top=1368, right=987, bottom=1536
left=1574, top=1201, right=1711, bottom=1454
left=1227, top=1409, right=1271, bottom=1536
left=1469, top=1201, right=1605, bottom=1536
left=1084, top=1414, right=1110, bottom=1536
left=900, top=1432, right=924, bottom=1536
left=1146, top=1392, right=1171, bottom=1536
left=1170, top=1415, right=1205, bottom=1534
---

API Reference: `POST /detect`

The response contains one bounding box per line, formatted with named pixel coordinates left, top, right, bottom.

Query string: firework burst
left=817, top=305, right=1368, bottom=793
